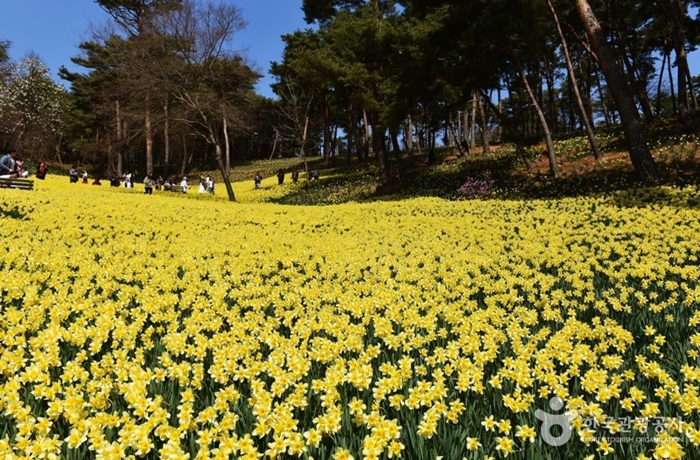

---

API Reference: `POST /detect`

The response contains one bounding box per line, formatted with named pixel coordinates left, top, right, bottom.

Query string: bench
left=0, top=177, right=34, bottom=190
left=165, top=185, right=184, bottom=193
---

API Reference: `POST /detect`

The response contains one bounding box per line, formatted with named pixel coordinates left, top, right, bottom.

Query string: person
left=92, top=178, right=102, bottom=185
left=0, top=147, right=18, bottom=177
left=82, top=170, right=89, bottom=184
left=124, top=172, right=133, bottom=188
left=36, top=161, right=48, bottom=180
left=69, top=166, right=79, bottom=183
left=206, top=176, right=214, bottom=194
left=180, top=176, right=188, bottom=193
left=291, top=170, right=299, bottom=184
left=277, top=169, right=285, bottom=185
left=198, top=175, right=206, bottom=194
left=15, top=161, right=29, bottom=178
left=109, top=172, right=120, bottom=187
left=156, top=176, right=164, bottom=191
left=143, top=173, right=155, bottom=194
left=254, top=171, right=262, bottom=189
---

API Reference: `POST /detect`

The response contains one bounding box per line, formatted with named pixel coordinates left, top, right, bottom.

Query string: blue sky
left=3, top=0, right=310, bottom=98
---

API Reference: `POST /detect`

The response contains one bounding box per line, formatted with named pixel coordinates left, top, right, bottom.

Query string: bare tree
left=155, top=0, right=258, bottom=201
left=274, top=75, right=314, bottom=184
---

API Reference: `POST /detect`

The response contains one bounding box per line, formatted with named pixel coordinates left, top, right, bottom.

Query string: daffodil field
left=2, top=176, right=700, bottom=460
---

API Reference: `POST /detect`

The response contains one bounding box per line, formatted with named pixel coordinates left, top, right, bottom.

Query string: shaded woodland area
left=2, top=0, right=700, bottom=200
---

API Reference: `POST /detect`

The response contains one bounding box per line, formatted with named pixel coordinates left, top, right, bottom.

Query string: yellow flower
left=387, top=441, right=404, bottom=458
left=497, top=419, right=511, bottom=435
left=465, top=437, right=481, bottom=451
left=303, top=428, right=322, bottom=448
left=333, top=447, right=354, bottom=460
left=495, top=436, right=515, bottom=457
left=481, top=416, right=496, bottom=431
left=515, top=425, right=536, bottom=443
left=597, top=439, right=615, bottom=456
left=653, top=439, right=684, bottom=460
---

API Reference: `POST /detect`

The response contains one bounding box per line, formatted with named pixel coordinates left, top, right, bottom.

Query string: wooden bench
left=0, top=177, right=34, bottom=190
left=165, top=185, right=184, bottom=193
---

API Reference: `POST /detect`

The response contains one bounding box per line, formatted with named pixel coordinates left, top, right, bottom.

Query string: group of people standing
left=197, top=176, right=215, bottom=194
left=2, top=145, right=324, bottom=196
left=255, top=168, right=317, bottom=189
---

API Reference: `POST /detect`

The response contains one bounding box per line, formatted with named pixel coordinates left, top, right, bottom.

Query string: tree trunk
left=656, top=49, right=667, bottom=115
left=375, top=123, right=390, bottom=180
left=596, top=76, right=612, bottom=126
left=448, top=121, right=465, bottom=156
left=223, top=116, right=231, bottom=176
left=55, top=133, right=64, bottom=166
left=269, top=128, right=278, bottom=160
left=363, top=109, right=371, bottom=160
left=667, top=47, right=677, bottom=114
left=145, top=97, right=153, bottom=175
left=347, top=106, right=354, bottom=163
left=542, top=54, right=558, bottom=133
left=547, top=0, right=601, bottom=160
left=323, top=97, right=331, bottom=166
left=575, top=0, right=659, bottom=182
left=617, top=36, right=655, bottom=120
left=116, top=101, right=123, bottom=176
left=477, top=92, right=490, bottom=154
left=406, top=114, right=414, bottom=155
left=470, top=92, right=477, bottom=152
left=496, top=87, right=503, bottom=143
left=658, top=0, right=692, bottom=116
left=163, top=98, right=170, bottom=178
left=390, top=127, right=406, bottom=185
left=180, top=133, right=188, bottom=178
left=686, top=64, right=698, bottom=111
left=213, top=141, right=235, bottom=201
left=300, top=116, right=310, bottom=184
left=512, top=49, right=559, bottom=178
left=462, top=109, right=470, bottom=153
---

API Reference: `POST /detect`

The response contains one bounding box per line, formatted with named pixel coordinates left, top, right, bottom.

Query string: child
left=15, top=161, right=29, bottom=178
left=36, top=161, right=48, bottom=180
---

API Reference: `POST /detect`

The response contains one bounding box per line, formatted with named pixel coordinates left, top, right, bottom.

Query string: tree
left=97, top=0, right=183, bottom=35
left=0, top=40, right=9, bottom=65
left=574, top=0, right=659, bottom=182
left=655, top=0, right=698, bottom=118
left=0, top=54, right=67, bottom=156
left=546, top=0, right=601, bottom=160
left=271, top=66, right=315, bottom=182
left=96, top=0, right=183, bottom=175
left=155, top=0, right=259, bottom=201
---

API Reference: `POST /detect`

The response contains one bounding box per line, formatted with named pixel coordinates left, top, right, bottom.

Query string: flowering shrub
left=1, top=176, right=700, bottom=459
left=458, top=171, right=496, bottom=198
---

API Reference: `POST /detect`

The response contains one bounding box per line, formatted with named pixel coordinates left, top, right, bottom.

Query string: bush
left=457, top=171, right=496, bottom=198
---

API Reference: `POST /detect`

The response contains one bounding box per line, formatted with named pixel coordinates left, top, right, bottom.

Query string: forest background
left=2, top=0, right=700, bottom=202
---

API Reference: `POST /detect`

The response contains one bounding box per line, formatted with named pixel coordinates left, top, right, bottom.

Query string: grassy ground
left=226, top=132, right=700, bottom=206
left=41, top=120, right=700, bottom=206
